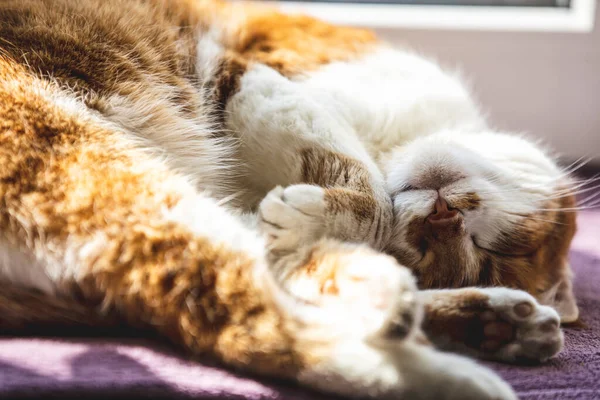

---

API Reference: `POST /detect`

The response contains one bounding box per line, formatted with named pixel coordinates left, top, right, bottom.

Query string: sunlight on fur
left=0, top=0, right=590, bottom=399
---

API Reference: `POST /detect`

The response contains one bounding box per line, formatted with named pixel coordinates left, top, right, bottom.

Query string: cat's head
left=384, top=130, right=579, bottom=322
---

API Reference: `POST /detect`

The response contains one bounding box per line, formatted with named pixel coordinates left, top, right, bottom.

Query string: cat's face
left=384, top=130, right=578, bottom=322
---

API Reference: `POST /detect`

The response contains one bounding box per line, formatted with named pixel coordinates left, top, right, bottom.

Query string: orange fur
left=230, top=11, right=378, bottom=77
left=0, top=52, right=304, bottom=378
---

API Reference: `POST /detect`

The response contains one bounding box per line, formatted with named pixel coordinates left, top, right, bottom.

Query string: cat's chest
left=295, top=47, right=484, bottom=156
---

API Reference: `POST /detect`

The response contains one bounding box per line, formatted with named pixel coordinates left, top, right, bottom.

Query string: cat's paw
left=303, top=340, right=517, bottom=400
left=477, top=287, right=563, bottom=362
left=320, top=247, right=420, bottom=340
left=259, top=185, right=327, bottom=252
left=285, top=243, right=420, bottom=341
left=402, top=346, right=518, bottom=400
left=423, top=287, right=563, bottom=363
left=272, top=243, right=515, bottom=400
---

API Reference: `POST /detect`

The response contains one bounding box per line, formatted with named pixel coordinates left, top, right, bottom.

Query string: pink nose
left=427, top=197, right=458, bottom=223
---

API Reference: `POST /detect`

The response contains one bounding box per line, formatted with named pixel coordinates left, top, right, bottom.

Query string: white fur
left=163, top=194, right=266, bottom=260
left=538, top=266, right=579, bottom=323
left=297, top=47, right=564, bottom=253
left=300, top=47, right=486, bottom=161
left=226, top=64, right=385, bottom=208
left=0, top=240, right=55, bottom=294
left=259, top=185, right=327, bottom=253
left=195, top=29, right=227, bottom=87
left=100, top=90, right=230, bottom=196
left=299, top=340, right=516, bottom=400
left=227, top=46, right=568, bottom=267
left=0, top=219, right=111, bottom=296
left=222, top=42, right=577, bottom=317
left=385, top=130, right=563, bottom=251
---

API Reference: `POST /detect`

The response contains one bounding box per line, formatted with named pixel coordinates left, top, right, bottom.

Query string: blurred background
left=272, top=0, right=599, bottom=166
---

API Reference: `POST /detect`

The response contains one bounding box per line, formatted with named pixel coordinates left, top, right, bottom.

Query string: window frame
left=274, top=0, right=596, bottom=32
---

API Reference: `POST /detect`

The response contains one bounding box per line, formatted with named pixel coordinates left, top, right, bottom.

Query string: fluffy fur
left=0, top=0, right=579, bottom=399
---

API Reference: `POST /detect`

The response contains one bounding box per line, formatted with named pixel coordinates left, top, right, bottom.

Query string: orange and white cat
left=0, top=0, right=579, bottom=399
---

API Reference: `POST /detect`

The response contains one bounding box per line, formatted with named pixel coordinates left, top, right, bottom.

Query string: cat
left=0, top=0, right=579, bottom=399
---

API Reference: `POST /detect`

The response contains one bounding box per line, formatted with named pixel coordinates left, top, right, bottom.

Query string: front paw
left=476, top=288, right=563, bottom=362
left=426, top=287, right=564, bottom=363
left=259, top=185, right=327, bottom=253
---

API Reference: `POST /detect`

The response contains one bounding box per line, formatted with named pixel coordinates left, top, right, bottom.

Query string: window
left=271, top=0, right=595, bottom=32
left=273, top=0, right=570, bottom=6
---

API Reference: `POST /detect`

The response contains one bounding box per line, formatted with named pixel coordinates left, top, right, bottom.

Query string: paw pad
left=480, top=288, right=564, bottom=362
left=514, top=301, right=533, bottom=318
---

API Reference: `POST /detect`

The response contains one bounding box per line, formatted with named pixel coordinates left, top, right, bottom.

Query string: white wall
left=375, top=4, right=600, bottom=163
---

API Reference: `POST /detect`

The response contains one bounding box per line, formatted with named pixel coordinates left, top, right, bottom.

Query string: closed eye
left=471, top=235, right=507, bottom=255
left=391, top=184, right=419, bottom=199
left=471, top=235, right=536, bottom=257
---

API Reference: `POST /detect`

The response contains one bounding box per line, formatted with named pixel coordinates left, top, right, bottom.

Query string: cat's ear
left=539, top=265, right=579, bottom=323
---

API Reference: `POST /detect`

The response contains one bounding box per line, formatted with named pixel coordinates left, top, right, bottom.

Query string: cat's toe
left=259, top=185, right=326, bottom=252
left=278, top=184, right=326, bottom=217
left=480, top=288, right=563, bottom=362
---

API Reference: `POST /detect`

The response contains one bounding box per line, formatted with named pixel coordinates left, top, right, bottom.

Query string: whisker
left=537, top=180, right=600, bottom=201
left=475, top=178, right=578, bottom=196
left=554, top=174, right=600, bottom=193
left=490, top=201, right=600, bottom=212
left=215, top=192, right=243, bottom=207
left=475, top=159, right=595, bottom=197
left=565, top=177, right=600, bottom=193
left=515, top=219, right=567, bottom=226
left=577, top=202, right=600, bottom=211
left=476, top=194, right=600, bottom=213
left=476, top=186, right=550, bottom=196
left=532, top=207, right=599, bottom=212
left=474, top=176, right=600, bottom=201
left=558, top=157, right=582, bottom=173
left=559, top=156, right=592, bottom=176
left=577, top=189, right=600, bottom=208
left=497, top=211, right=567, bottom=225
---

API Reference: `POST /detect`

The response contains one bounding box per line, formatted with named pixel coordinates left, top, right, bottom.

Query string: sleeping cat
left=0, top=0, right=579, bottom=399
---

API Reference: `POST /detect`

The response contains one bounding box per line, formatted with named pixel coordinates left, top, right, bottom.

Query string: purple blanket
left=1, top=211, right=599, bottom=399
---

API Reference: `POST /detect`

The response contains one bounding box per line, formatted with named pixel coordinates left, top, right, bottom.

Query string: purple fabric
left=1, top=214, right=598, bottom=399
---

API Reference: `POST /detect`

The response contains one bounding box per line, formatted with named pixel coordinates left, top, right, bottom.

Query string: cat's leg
left=237, top=238, right=516, bottom=400
left=140, top=204, right=518, bottom=400
left=226, top=65, right=393, bottom=252
left=419, top=287, right=564, bottom=363
left=0, top=70, right=514, bottom=400
left=0, top=185, right=515, bottom=399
